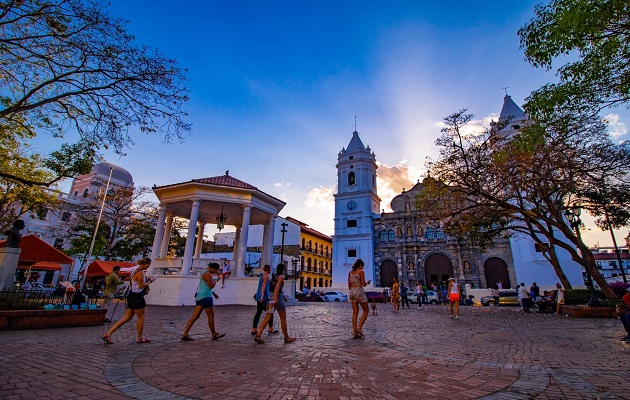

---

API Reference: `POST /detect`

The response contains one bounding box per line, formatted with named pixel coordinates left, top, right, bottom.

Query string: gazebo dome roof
left=91, top=162, right=134, bottom=186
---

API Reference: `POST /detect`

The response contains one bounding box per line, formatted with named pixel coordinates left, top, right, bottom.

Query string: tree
left=58, top=186, right=155, bottom=262
left=0, top=131, right=59, bottom=232
left=518, top=0, right=630, bottom=118
left=0, top=0, right=190, bottom=187
left=421, top=109, right=630, bottom=299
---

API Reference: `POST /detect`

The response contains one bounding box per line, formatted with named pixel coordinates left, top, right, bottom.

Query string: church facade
left=332, top=95, right=587, bottom=290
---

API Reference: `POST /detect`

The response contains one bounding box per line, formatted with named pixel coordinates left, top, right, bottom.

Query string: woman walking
left=348, top=259, right=371, bottom=339
left=181, top=262, right=225, bottom=341
left=254, top=264, right=295, bottom=344
left=447, top=277, right=460, bottom=319
left=101, top=257, right=155, bottom=344
left=391, top=277, right=400, bottom=311
left=250, top=265, right=277, bottom=335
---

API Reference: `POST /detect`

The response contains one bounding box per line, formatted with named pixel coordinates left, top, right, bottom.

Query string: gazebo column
left=235, top=205, right=251, bottom=277
left=262, top=216, right=276, bottom=267
left=149, top=204, right=168, bottom=274
left=159, top=212, right=174, bottom=258
left=194, top=222, right=206, bottom=258
left=232, top=225, right=241, bottom=265
left=181, top=199, right=201, bottom=275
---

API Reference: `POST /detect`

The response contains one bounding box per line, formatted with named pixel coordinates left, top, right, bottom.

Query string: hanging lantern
left=216, top=206, right=227, bottom=231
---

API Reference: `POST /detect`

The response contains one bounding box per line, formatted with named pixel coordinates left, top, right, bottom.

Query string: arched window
left=436, top=229, right=445, bottom=239
left=308, top=240, right=312, bottom=251
left=348, top=171, right=355, bottom=185
left=388, top=230, right=395, bottom=241
left=73, top=190, right=79, bottom=196
left=379, top=231, right=387, bottom=242
left=82, top=188, right=89, bottom=198
left=426, top=228, right=435, bottom=239
left=301, top=238, right=305, bottom=248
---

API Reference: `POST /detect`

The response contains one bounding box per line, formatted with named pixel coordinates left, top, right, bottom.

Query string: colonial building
left=287, top=217, right=332, bottom=289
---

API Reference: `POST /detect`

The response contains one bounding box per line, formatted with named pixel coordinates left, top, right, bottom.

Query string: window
left=347, top=249, right=357, bottom=257
left=82, top=188, right=89, bottom=198
left=73, top=190, right=79, bottom=196
left=53, top=238, right=63, bottom=249
left=347, top=219, right=357, bottom=227
left=348, top=171, right=355, bottom=185
left=379, top=231, right=387, bottom=242
left=61, top=212, right=71, bottom=222
left=426, top=228, right=435, bottom=239
left=534, top=243, right=549, bottom=253
left=35, top=208, right=48, bottom=220
left=435, top=229, right=445, bottom=239
left=301, top=238, right=305, bottom=248
left=388, top=230, right=395, bottom=241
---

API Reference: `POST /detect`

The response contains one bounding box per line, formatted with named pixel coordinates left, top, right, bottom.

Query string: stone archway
left=379, top=260, right=398, bottom=287
left=424, top=253, right=453, bottom=287
left=484, top=257, right=511, bottom=289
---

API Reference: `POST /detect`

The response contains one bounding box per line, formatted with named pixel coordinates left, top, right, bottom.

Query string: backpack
left=269, top=274, right=278, bottom=292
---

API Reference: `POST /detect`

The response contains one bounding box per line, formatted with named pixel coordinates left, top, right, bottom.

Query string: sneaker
left=450, top=314, right=454, bottom=319
left=455, top=316, right=459, bottom=320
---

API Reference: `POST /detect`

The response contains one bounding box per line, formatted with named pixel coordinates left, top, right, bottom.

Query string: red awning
left=78, top=260, right=136, bottom=277
left=0, top=234, right=73, bottom=266
left=27, top=262, right=62, bottom=271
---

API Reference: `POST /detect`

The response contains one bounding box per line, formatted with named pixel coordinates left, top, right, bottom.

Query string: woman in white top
left=555, top=283, right=565, bottom=315
left=102, top=258, right=155, bottom=344
left=447, top=277, right=460, bottom=319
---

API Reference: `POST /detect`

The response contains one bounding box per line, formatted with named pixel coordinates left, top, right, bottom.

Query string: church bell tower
left=331, top=129, right=380, bottom=286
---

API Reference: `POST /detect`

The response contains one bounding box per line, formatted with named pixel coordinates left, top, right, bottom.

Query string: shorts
left=449, top=293, right=460, bottom=302
left=195, top=296, right=214, bottom=308
left=274, top=294, right=286, bottom=311
left=126, top=292, right=146, bottom=310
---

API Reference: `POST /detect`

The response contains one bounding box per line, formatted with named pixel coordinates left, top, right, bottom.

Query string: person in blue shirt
left=181, top=262, right=225, bottom=341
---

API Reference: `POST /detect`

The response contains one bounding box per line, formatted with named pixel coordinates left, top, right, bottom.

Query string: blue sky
left=53, top=1, right=627, bottom=246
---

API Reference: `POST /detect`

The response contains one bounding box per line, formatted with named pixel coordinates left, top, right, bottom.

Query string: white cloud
left=304, top=186, right=335, bottom=209
left=432, top=113, right=499, bottom=137
left=376, top=160, right=422, bottom=211
left=604, top=114, right=627, bottom=139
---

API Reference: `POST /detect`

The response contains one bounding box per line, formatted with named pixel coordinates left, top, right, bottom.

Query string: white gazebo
left=146, top=171, right=286, bottom=306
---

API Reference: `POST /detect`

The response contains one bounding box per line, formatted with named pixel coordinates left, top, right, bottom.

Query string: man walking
left=518, top=283, right=531, bottom=313
left=400, top=282, right=410, bottom=309
left=102, top=266, right=125, bottom=323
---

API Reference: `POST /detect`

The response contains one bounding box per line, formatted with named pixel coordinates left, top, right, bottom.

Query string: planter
left=561, top=305, right=617, bottom=318
left=0, top=309, right=107, bottom=330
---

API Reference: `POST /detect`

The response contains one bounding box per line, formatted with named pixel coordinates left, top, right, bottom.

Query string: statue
left=5, top=220, right=25, bottom=248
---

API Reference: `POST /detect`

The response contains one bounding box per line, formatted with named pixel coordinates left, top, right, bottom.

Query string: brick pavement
left=0, top=302, right=628, bottom=400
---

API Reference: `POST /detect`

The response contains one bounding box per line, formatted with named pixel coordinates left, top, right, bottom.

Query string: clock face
left=347, top=200, right=358, bottom=211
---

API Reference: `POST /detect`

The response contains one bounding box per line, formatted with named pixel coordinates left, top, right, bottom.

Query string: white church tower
left=331, top=130, right=381, bottom=286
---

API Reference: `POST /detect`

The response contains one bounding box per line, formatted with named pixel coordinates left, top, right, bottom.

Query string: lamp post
left=564, top=205, right=598, bottom=305
left=280, top=222, right=288, bottom=265
left=292, top=256, right=299, bottom=281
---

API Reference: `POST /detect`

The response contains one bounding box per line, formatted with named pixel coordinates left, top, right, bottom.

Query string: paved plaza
left=0, top=301, right=629, bottom=400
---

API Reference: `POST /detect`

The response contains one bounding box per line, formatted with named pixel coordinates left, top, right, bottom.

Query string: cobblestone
left=0, top=302, right=628, bottom=399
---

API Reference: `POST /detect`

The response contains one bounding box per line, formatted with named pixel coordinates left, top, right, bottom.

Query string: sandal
left=284, top=337, right=296, bottom=343
left=254, top=335, right=264, bottom=344
left=136, top=338, right=151, bottom=344
left=101, top=334, right=113, bottom=344
left=250, top=330, right=257, bottom=335
left=212, top=333, right=225, bottom=340
left=181, top=335, right=195, bottom=341
left=356, top=330, right=365, bottom=338
left=267, top=329, right=279, bottom=334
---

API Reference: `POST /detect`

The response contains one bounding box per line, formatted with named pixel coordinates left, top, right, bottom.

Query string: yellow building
left=287, top=217, right=332, bottom=290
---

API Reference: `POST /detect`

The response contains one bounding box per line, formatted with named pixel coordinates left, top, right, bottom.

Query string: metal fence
left=0, top=290, right=100, bottom=311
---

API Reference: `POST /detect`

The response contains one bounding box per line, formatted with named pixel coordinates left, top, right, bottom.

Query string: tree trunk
left=547, top=244, right=573, bottom=289
left=584, top=250, right=616, bottom=298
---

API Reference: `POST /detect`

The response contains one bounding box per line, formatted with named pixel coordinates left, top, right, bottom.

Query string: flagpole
left=80, top=167, right=113, bottom=290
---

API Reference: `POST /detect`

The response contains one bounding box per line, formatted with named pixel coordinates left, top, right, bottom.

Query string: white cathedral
left=331, top=96, right=586, bottom=290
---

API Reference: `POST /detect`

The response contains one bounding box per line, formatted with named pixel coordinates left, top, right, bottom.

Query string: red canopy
left=29, top=262, right=62, bottom=271
left=78, top=260, right=136, bottom=277
left=0, top=234, right=73, bottom=267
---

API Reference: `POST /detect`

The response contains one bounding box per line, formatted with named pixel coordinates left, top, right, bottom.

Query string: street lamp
left=564, top=205, right=599, bottom=305
left=216, top=206, right=227, bottom=231
left=280, top=222, right=288, bottom=264
left=292, top=256, right=299, bottom=281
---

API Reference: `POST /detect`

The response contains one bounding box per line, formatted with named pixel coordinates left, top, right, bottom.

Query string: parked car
left=407, top=290, right=440, bottom=305
left=480, top=290, right=520, bottom=306
left=366, top=291, right=389, bottom=303
left=323, top=291, right=348, bottom=302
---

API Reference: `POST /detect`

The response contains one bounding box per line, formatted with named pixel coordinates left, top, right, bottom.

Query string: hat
left=448, top=277, right=455, bottom=281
